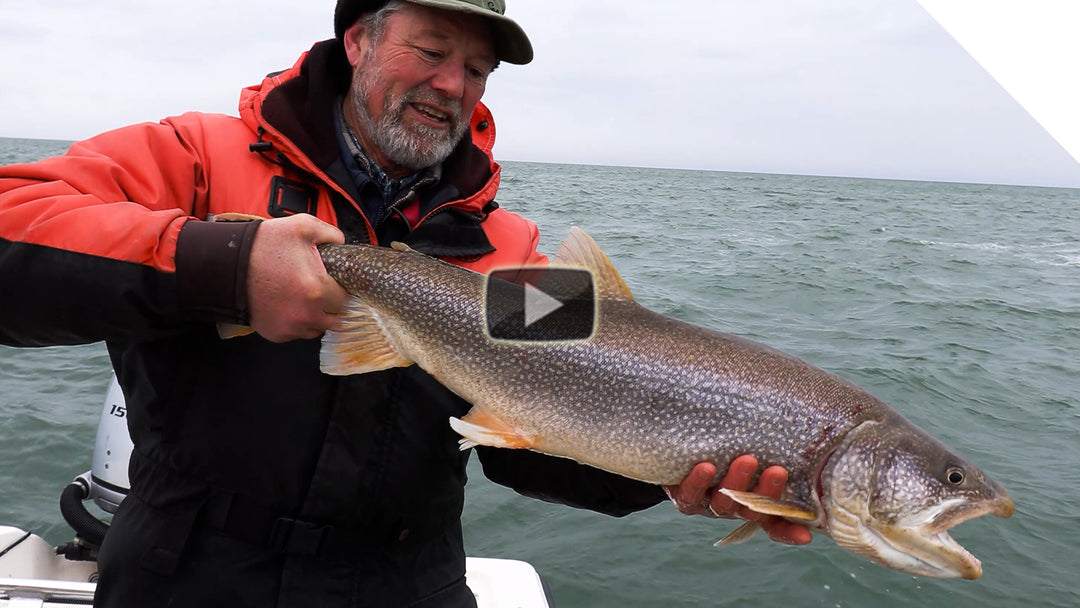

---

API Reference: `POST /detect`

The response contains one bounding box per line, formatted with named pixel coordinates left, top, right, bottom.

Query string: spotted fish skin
left=317, top=228, right=1013, bottom=580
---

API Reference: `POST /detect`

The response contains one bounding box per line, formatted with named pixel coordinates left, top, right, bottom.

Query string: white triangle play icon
left=523, top=282, right=563, bottom=327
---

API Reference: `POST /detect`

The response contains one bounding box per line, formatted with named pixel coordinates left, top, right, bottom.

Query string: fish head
left=819, top=415, right=1013, bottom=579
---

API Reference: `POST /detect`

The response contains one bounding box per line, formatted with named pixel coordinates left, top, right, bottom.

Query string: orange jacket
left=0, top=39, right=545, bottom=345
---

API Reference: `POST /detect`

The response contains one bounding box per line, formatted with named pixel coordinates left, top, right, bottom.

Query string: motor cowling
left=89, top=375, right=132, bottom=514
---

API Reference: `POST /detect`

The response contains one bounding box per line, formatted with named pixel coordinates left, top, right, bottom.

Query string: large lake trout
left=318, top=227, right=1013, bottom=579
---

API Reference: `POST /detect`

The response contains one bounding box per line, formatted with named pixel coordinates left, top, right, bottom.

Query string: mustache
left=398, top=86, right=462, bottom=124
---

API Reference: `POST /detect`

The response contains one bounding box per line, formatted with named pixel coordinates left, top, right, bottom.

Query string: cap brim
left=405, top=0, right=533, bottom=64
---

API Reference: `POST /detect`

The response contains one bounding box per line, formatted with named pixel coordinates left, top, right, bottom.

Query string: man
left=0, top=1, right=808, bottom=606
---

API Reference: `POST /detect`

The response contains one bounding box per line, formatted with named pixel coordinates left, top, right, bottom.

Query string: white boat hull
left=0, top=526, right=552, bottom=608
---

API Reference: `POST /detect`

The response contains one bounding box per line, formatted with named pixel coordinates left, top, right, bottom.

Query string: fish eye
left=946, top=467, right=965, bottom=485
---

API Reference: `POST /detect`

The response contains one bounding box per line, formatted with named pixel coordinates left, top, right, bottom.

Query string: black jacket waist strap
left=197, top=491, right=437, bottom=561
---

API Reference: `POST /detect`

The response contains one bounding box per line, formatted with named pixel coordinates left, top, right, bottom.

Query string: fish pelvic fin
left=714, top=522, right=762, bottom=547
left=551, top=227, right=635, bottom=301
left=718, top=489, right=818, bottom=522
left=449, top=407, right=534, bottom=451
left=319, top=296, right=413, bottom=375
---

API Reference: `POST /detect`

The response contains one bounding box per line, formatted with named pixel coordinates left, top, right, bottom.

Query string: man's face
left=344, top=4, right=498, bottom=177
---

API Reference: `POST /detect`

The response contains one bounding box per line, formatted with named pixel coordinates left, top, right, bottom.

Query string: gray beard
left=349, top=63, right=468, bottom=172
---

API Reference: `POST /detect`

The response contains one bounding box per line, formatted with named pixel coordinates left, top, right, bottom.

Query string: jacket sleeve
left=0, top=119, right=257, bottom=346
left=475, top=446, right=668, bottom=517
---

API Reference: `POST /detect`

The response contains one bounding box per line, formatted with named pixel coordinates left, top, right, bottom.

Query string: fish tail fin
left=449, top=407, right=534, bottom=451
left=714, top=522, right=762, bottom=547
left=320, top=296, right=413, bottom=375
left=551, top=227, right=635, bottom=301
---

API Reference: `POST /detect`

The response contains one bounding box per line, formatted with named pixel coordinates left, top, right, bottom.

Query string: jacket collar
left=238, top=39, right=499, bottom=218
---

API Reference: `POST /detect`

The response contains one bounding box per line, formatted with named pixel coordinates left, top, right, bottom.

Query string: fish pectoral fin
left=449, top=408, right=534, bottom=451
left=718, top=489, right=818, bottom=522
left=320, top=296, right=413, bottom=375
left=217, top=322, right=255, bottom=339
left=714, top=522, right=762, bottom=547
left=551, top=227, right=635, bottom=301
left=210, top=212, right=267, bottom=222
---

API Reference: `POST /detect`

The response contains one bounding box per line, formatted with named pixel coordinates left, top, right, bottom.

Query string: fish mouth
left=879, top=523, right=982, bottom=579
left=829, top=492, right=1014, bottom=579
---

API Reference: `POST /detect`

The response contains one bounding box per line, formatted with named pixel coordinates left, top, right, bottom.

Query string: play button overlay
left=524, top=282, right=563, bottom=327
left=485, top=267, right=595, bottom=342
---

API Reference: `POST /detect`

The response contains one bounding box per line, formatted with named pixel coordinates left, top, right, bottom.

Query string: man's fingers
left=668, top=462, right=716, bottom=513
left=688, top=457, right=812, bottom=545
left=320, top=275, right=349, bottom=318
left=762, top=519, right=814, bottom=545
left=752, top=465, right=789, bottom=499
left=670, top=457, right=814, bottom=544
left=733, top=465, right=789, bottom=522
left=719, top=455, right=758, bottom=490
left=294, top=212, right=346, bottom=245
left=740, top=466, right=813, bottom=543
left=662, top=462, right=717, bottom=514
left=712, top=455, right=758, bottom=514
left=686, top=462, right=717, bottom=496
left=306, top=215, right=348, bottom=321
left=246, top=214, right=348, bottom=342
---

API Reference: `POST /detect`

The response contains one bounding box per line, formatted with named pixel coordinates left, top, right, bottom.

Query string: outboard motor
left=57, top=375, right=133, bottom=559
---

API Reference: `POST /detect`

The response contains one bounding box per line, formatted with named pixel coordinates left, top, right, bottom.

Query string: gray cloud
left=1, top=0, right=1077, bottom=187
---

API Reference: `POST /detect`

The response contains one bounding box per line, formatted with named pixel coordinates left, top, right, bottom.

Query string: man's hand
left=247, top=214, right=348, bottom=343
left=663, top=455, right=813, bottom=545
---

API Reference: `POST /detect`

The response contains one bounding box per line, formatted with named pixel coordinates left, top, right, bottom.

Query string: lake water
left=2, top=137, right=1078, bottom=607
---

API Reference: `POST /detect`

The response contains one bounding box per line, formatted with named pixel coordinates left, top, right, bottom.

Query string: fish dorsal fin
left=551, top=227, right=634, bottom=301
left=320, top=296, right=413, bottom=375
left=718, top=489, right=818, bottom=522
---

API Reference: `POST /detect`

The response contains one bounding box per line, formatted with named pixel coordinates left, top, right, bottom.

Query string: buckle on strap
left=267, top=517, right=331, bottom=557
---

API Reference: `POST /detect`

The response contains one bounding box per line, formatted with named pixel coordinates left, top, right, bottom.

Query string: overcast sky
left=1, top=0, right=1078, bottom=188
